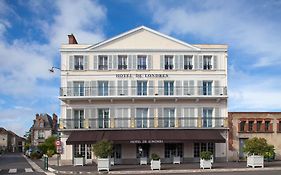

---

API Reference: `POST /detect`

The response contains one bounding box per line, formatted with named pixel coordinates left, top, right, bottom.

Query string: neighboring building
left=228, top=112, right=281, bottom=161
left=59, top=26, right=228, bottom=165
left=0, top=127, right=25, bottom=152
left=30, top=113, right=58, bottom=146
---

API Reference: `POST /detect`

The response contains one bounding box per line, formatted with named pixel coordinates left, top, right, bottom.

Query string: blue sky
left=0, top=0, right=281, bottom=136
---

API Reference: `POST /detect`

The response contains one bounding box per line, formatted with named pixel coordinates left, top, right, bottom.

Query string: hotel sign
left=116, top=74, right=168, bottom=78
left=129, top=140, right=164, bottom=144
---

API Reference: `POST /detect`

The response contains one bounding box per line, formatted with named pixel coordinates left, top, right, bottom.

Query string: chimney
left=36, top=113, right=39, bottom=120
left=68, top=34, right=78, bottom=44
left=52, top=113, right=58, bottom=131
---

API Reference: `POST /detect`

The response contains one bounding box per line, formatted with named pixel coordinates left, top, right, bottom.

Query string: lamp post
left=49, top=66, right=61, bottom=73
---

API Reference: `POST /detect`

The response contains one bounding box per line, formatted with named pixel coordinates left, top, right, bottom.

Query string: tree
left=243, top=137, right=274, bottom=156
left=92, top=140, right=113, bottom=158
left=38, top=136, right=56, bottom=155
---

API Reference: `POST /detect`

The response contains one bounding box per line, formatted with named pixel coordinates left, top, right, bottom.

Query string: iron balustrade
left=60, top=86, right=227, bottom=97
left=59, top=117, right=228, bottom=130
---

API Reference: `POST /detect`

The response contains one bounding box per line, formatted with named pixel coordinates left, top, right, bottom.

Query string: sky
left=0, top=0, right=281, bottom=136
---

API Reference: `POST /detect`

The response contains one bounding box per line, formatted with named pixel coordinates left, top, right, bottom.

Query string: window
left=118, top=55, right=127, bottom=70
left=136, top=144, right=149, bottom=158
left=194, top=142, right=215, bottom=158
left=73, top=81, right=84, bottom=96
left=164, top=81, right=174, bottom=95
left=74, top=144, right=91, bottom=159
left=74, top=109, right=84, bottom=128
left=164, top=143, right=183, bottom=158
left=203, top=55, right=212, bottom=70
left=39, top=122, right=44, bottom=128
left=240, top=121, right=246, bottom=132
left=256, top=121, right=262, bottom=132
left=136, top=108, right=148, bottom=128
left=164, top=108, right=175, bottom=127
left=98, top=55, right=108, bottom=70
left=74, top=55, right=84, bottom=70
left=98, top=109, right=109, bottom=128
left=265, top=121, right=270, bottom=131
left=164, top=55, right=173, bottom=70
left=248, top=121, right=254, bottom=132
left=112, top=144, right=122, bottom=159
left=137, top=55, right=147, bottom=70
left=203, top=108, right=213, bottom=127
left=38, top=130, right=44, bottom=139
left=98, top=81, right=108, bottom=96
left=137, top=81, right=147, bottom=96
left=203, top=81, right=212, bottom=95
left=184, top=55, right=193, bottom=70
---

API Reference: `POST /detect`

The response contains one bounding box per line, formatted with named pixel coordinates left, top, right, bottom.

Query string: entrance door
left=111, top=144, right=122, bottom=164
left=136, top=144, right=150, bottom=163
left=239, top=138, right=248, bottom=159
left=73, top=144, right=92, bottom=164
left=164, top=143, right=183, bottom=163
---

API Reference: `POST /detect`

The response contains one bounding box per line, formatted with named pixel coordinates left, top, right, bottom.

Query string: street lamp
left=49, top=66, right=61, bottom=73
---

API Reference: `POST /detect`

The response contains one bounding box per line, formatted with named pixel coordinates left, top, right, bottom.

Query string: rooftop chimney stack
left=68, top=34, right=78, bottom=44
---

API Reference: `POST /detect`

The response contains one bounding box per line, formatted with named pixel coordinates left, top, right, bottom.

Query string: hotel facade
left=59, top=26, right=228, bottom=165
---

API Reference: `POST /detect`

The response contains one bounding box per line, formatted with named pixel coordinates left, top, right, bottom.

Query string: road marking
left=22, top=154, right=55, bottom=175
left=8, top=168, right=17, bottom=173
left=25, top=168, right=33, bottom=172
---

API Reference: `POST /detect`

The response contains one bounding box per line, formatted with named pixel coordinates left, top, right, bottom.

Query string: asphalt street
left=0, top=153, right=46, bottom=175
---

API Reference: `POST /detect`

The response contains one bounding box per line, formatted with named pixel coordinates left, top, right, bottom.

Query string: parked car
left=25, top=147, right=43, bottom=159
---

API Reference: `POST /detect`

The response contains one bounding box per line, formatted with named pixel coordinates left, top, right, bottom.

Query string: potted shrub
left=264, top=144, right=275, bottom=162
left=92, top=140, right=113, bottom=171
left=200, top=151, right=212, bottom=169
left=243, top=137, right=273, bottom=168
left=74, top=153, right=85, bottom=166
left=150, top=153, right=161, bottom=170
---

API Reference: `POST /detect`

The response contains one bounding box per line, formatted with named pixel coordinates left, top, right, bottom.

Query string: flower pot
left=74, top=157, right=85, bottom=166
left=173, top=156, right=181, bottom=164
left=150, top=160, right=161, bottom=170
left=97, top=158, right=111, bottom=171
left=200, top=159, right=212, bottom=169
left=247, top=155, right=264, bottom=168
left=140, top=157, right=148, bottom=165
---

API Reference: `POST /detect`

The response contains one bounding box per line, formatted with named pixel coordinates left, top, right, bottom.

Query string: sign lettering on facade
left=129, top=140, right=164, bottom=144
left=116, top=74, right=168, bottom=78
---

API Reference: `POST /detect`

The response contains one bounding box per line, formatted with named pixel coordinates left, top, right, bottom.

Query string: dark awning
left=66, top=129, right=226, bottom=145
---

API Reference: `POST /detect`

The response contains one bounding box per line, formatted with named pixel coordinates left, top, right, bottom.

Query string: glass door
left=74, top=110, right=84, bottom=129
left=203, top=81, right=212, bottom=95
left=164, top=108, right=175, bottom=127
left=98, top=109, right=109, bottom=128
left=136, top=108, right=148, bottom=128
left=203, top=108, right=213, bottom=127
left=73, top=81, right=84, bottom=96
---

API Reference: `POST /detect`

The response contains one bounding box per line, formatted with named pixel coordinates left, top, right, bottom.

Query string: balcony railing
left=59, top=117, right=228, bottom=130
left=60, top=86, right=227, bottom=97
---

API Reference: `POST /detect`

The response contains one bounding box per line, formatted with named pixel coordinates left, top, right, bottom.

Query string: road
left=107, top=171, right=281, bottom=175
left=0, top=153, right=46, bottom=175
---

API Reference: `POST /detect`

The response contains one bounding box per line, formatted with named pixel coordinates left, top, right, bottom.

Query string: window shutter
left=113, top=55, right=118, bottom=70
left=123, top=80, right=128, bottom=95
left=176, top=107, right=182, bottom=118
left=158, top=80, right=163, bottom=95
left=175, top=55, right=179, bottom=69
left=149, top=108, right=154, bottom=127
left=85, top=108, right=91, bottom=120
left=183, top=80, right=189, bottom=95
left=89, top=108, right=97, bottom=128
left=108, top=55, right=113, bottom=70
left=67, top=81, right=73, bottom=96
left=84, top=55, right=89, bottom=70
left=198, top=107, right=203, bottom=118
left=214, top=80, right=220, bottom=95
left=109, top=81, right=115, bottom=96
left=84, top=81, right=90, bottom=96
left=158, top=108, right=163, bottom=127
left=132, top=55, right=137, bottom=70
left=131, top=80, right=136, bottom=95
left=197, top=80, right=203, bottom=95
left=66, top=109, right=72, bottom=129
left=117, top=80, right=122, bottom=95
left=190, top=108, right=195, bottom=127
left=176, top=80, right=182, bottom=95
left=69, top=56, right=74, bottom=70
left=183, top=108, right=188, bottom=127
left=214, top=107, right=220, bottom=127
left=149, top=80, right=154, bottom=96
left=91, top=81, right=97, bottom=96
left=147, top=55, right=152, bottom=70
left=199, top=55, right=203, bottom=69
left=130, top=108, right=136, bottom=119
left=194, top=55, right=198, bottom=70
left=213, top=55, right=218, bottom=70
left=160, top=55, right=164, bottom=70
left=189, top=80, right=194, bottom=95
left=93, top=55, right=98, bottom=70
left=179, top=55, right=184, bottom=70
left=128, top=55, right=133, bottom=70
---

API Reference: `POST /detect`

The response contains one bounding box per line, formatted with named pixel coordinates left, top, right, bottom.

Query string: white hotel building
left=59, top=26, right=228, bottom=165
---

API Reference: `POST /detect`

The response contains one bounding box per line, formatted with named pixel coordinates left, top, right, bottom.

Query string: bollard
left=43, top=155, right=48, bottom=170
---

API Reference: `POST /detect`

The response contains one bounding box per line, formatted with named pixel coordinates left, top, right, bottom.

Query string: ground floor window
left=73, top=144, right=91, bottom=159
left=136, top=144, right=150, bottom=158
left=194, top=142, right=215, bottom=158
left=164, top=143, right=183, bottom=158
left=112, top=144, right=122, bottom=159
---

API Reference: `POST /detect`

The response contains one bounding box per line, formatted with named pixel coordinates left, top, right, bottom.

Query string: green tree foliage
left=243, top=137, right=275, bottom=157
left=38, top=136, right=56, bottom=155
left=92, top=140, right=113, bottom=158
left=200, top=151, right=212, bottom=160
left=151, top=153, right=160, bottom=160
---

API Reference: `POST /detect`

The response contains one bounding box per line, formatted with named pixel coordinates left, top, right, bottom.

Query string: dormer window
left=39, top=122, right=44, bottom=128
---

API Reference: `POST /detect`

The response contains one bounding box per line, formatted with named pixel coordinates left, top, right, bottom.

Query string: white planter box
left=98, top=158, right=111, bottom=171
left=150, top=160, right=161, bottom=170
left=173, top=156, right=181, bottom=164
left=140, top=157, right=147, bottom=165
left=247, top=155, right=264, bottom=168
left=74, top=157, right=85, bottom=166
left=200, top=159, right=212, bottom=169
left=110, top=158, right=114, bottom=166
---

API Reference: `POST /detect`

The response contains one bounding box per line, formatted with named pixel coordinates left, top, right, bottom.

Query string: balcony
left=59, top=117, right=228, bottom=130
left=59, top=86, right=227, bottom=100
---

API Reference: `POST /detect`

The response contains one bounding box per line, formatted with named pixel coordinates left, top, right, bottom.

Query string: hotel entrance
left=136, top=144, right=150, bottom=164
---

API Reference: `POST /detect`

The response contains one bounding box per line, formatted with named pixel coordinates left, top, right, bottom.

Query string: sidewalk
left=32, top=159, right=281, bottom=175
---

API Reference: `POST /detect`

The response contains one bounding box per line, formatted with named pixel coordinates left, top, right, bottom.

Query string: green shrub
left=47, top=149, right=55, bottom=157
left=243, top=137, right=275, bottom=156
left=151, top=153, right=160, bottom=160
left=30, top=151, right=43, bottom=159
left=200, top=151, right=212, bottom=160
left=92, top=140, right=113, bottom=158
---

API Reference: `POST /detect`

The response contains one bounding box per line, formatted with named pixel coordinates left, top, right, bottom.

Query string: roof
left=66, top=129, right=226, bottom=145
left=32, top=113, right=53, bottom=129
